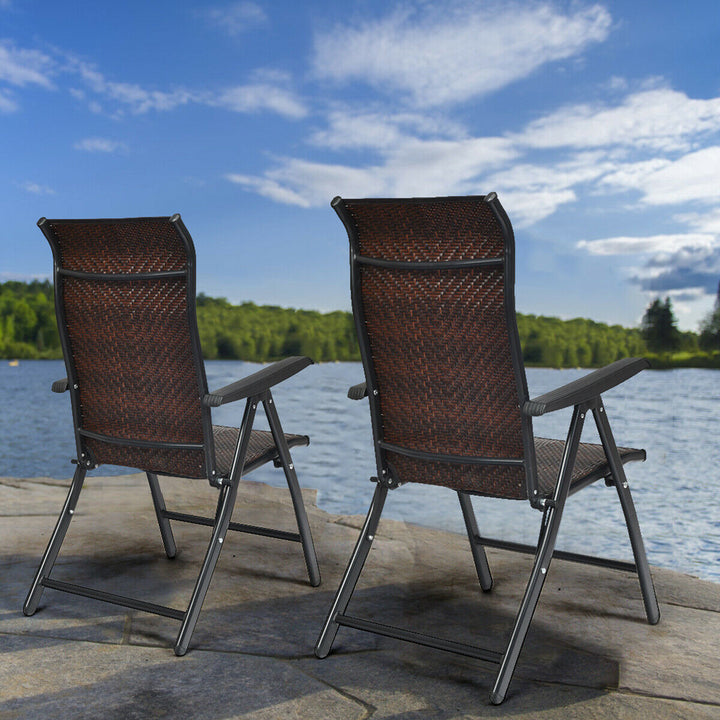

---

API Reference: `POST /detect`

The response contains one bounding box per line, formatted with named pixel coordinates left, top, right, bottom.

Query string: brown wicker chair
left=24, top=215, right=320, bottom=655
left=315, top=194, right=659, bottom=704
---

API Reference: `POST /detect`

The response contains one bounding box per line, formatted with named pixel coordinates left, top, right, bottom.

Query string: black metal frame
left=316, top=194, right=659, bottom=705
left=25, top=215, right=320, bottom=656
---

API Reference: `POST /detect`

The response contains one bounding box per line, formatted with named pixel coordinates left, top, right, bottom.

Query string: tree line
left=1, top=279, right=719, bottom=367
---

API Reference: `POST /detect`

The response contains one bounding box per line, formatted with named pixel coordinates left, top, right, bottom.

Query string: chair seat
left=535, top=436, right=645, bottom=497
left=213, top=426, right=310, bottom=477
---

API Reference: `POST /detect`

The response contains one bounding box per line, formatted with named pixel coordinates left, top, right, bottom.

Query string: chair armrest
left=203, top=356, right=313, bottom=407
left=52, top=378, right=69, bottom=393
left=348, top=381, right=368, bottom=400
left=523, top=357, right=649, bottom=416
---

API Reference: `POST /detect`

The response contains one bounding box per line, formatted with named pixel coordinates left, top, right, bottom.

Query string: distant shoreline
left=5, top=355, right=720, bottom=370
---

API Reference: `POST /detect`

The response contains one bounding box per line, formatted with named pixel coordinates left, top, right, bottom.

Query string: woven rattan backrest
left=336, top=195, right=535, bottom=500
left=40, top=216, right=214, bottom=479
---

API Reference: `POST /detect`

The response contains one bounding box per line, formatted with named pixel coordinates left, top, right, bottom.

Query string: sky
left=1, top=0, right=719, bottom=330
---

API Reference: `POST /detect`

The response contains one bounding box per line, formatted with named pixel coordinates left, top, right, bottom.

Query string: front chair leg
left=457, top=492, right=493, bottom=591
left=315, top=482, right=388, bottom=659
left=24, top=464, right=86, bottom=615
left=263, top=391, right=321, bottom=587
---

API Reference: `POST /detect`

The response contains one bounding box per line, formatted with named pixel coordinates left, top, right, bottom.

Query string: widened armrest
left=523, top=357, right=649, bottom=416
left=52, top=378, right=69, bottom=393
left=348, top=381, right=368, bottom=400
left=203, top=356, right=313, bottom=407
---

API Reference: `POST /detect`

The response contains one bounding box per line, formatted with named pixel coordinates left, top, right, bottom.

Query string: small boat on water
left=8, top=359, right=19, bottom=367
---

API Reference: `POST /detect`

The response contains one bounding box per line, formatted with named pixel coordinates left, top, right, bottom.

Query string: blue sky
left=1, top=0, right=719, bottom=330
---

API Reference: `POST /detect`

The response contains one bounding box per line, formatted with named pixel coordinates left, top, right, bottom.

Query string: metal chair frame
left=24, top=215, right=320, bottom=656
left=315, top=194, right=659, bottom=704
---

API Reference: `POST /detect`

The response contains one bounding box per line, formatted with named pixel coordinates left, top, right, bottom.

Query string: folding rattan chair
left=315, top=194, right=659, bottom=704
left=24, top=215, right=320, bottom=655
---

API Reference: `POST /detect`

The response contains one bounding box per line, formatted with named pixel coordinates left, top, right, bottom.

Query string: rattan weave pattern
left=345, top=197, right=527, bottom=499
left=535, top=437, right=644, bottom=495
left=212, top=427, right=309, bottom=476
left=49, top=219, right=187, bottom=274
left=345, top=197, right=505, bottom=262
left=49, top=217, right=211, bottom=479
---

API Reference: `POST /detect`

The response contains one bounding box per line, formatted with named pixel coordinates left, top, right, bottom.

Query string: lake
left=1, top=360, right=718, bottom=583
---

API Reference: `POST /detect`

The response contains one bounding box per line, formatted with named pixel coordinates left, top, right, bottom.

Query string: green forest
left=1, top=280, right=719, bottom=368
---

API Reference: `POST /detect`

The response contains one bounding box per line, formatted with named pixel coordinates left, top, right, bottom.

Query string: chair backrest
left=334, top=194, right=537, bottom=500
left=39, top=215, right=216, bottom=479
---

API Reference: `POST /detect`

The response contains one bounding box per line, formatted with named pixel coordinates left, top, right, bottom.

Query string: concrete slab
left=1, top=473, right=719, bottom=718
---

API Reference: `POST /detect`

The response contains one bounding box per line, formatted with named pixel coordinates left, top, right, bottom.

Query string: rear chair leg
left=457, top=492, right=493, bottom=591
left=24, top=465, right=86, bottom=615
left=147, top=472, right=177, bottom=559
left=315, top=482, right=388, bottom=658
left=264, top=392, right=321, bottom=587
left=593, top=404, right=660, bottom=625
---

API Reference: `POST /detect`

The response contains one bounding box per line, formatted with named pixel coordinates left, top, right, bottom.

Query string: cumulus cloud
left=229, top=133, right=517, bottom=207
left=600, top=146, right=720, bottom=206
left=313, top=2, right=611, bottom=106
left=517, top=88, right=720, bottom=151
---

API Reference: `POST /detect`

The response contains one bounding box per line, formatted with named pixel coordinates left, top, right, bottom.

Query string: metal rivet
left=269, top=398, right=273, bottom=404
left=218, top=537, right=224, bottom=544
left=368, top=535, right=374, bottom=541
left=623, top=481, right=628, bottom=489
left=373, top=389, right=378, bottom=396
left=600, top=407, right=604, bottom=413
left=69, top=509, right=74, bottom=515
left=580, top=413, right=585, bottom=419
left=541, top=567, right=547, bottom=574
left=252, top=404, right=256, bottom=410
left=73, top=384, right=78, bottom=390
left=289, top=463, right=294, bottom=470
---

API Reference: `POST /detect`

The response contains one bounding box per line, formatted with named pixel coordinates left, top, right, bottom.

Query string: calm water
left=1, top=360, right=718, bottom=583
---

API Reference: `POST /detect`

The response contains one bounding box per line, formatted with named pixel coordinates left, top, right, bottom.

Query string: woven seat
left=25, top=215, right=320, bottom=656
left=213, top=427, right=309, bottom=476
left=316, top=194, right=660, bottom=705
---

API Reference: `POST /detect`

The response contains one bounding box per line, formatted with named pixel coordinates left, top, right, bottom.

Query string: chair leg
left=174, top=481, right=239, bottom=656
left=491, top=403, right=587, bottom=704
left=315, top=482, right=388, bottom=659
left=263, top=391, right=321, bottom=587
left=147, top=472, right=177, bottom=559
left=593, top=404, right=660, bottom=625
left=457, top=492, right=493, bottom=592
left=24, top=464, right=86, bottom=616
left=175, top=396, right=257, bottom=656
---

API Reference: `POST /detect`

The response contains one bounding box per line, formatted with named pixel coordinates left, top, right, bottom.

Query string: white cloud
left=229, top=133, right=517, bottom=207
left=601, top=146, right=720, bottom=205
left=216, top=82, right=307, bottom=119
left=17, top=181, right=55, bottom=195
left=74, top=61, right=196, bottom=114
left=206, top=2, right=267, bottom=35
left=0, top=40, right=55, bottom=88
left=0, top=87, right=17, bottom=112
left=517, top=88, right=720, bottom=151
left=74, top=137, right=126, bottom=153
left=578, top=233, right=716, bottom=256
left=313, top=2, right=611, bottom=106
